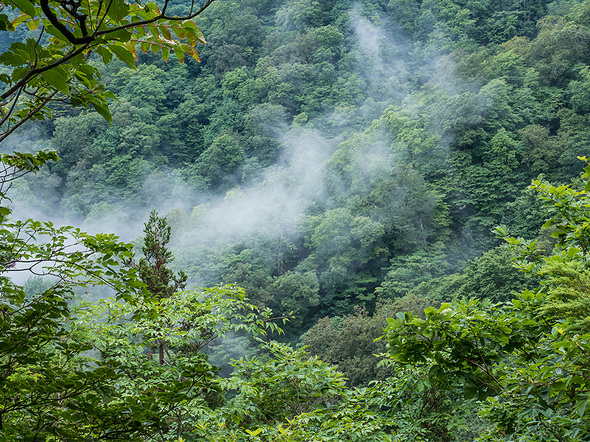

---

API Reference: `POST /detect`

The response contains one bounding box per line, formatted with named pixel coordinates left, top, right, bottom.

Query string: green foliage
left=81, top=284, right=283, bottom=438
left=134, top=210, right=187, bottom=301
left=23, top=0, right=590, bottom=333
left=189, top=133, right=245, bottom=188
left=267, top=271, right=320, bottom=329
left=227, top=341, right=346, bottom=424
left=303, top=296, right=438, bottom=386
left=0, top=177, right=161, bottom=439
left=12, top=1, right=590, bottom=440
left=0, top=167, right=283, bottom=439
left=0, top=0, right=210, bottom=142
left=407, top=246, right=535, bottom=304
left=384, top=158, right=590, bottom=440
left=376, top=247, right=449, bottom=299
left=0, top=2, right=217, bottom=438
left=303, top=206, right=387, bottom=310
left=195, top=341, right=397, bottom=441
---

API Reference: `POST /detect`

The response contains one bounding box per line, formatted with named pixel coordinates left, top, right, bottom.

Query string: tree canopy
left=5, top=0, right=590, bottom=440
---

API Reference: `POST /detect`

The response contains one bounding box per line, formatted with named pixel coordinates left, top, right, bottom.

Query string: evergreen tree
left=136, top=210, right=187, bottom=301
left=132, top=210, right=187, bottom=364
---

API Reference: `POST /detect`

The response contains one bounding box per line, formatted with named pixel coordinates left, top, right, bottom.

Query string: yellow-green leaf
left=106, top=0, right=130, bottom=21
left=180, top=44, right=199, bottom=62
left=173, top=47, right=183, bottom=63
left=182, top=21, right=205, bottom=44
left=161, top=46, right=169, bottom=62
left=159, top=24, right=171, bottom=41
left=25, top=18, right=40, bottom=31
left=171, top=24, right=185, bottom=39
left=147, top=24, right=159, bottom=38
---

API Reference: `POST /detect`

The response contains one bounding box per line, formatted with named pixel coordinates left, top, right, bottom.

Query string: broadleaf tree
left=383, top=158, right=590, bottom=441
left=0, top=0, right=212, bottom=141
left=0, top=0, right=217, bottom=439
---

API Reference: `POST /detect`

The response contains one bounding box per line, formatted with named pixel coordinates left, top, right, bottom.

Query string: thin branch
left=0, top=44, right=89, bottom=101
left=40, top=0, right=93, bottom=44
left=94, top=0, right=214, bottom=37
left=0, top=91, right=58, bottom=143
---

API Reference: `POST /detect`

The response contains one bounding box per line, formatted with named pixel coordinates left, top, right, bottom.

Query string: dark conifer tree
left=133, top=210, right=188, bottom=364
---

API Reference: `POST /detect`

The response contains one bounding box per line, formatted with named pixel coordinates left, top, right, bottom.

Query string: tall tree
left=132, top=210, right=187, bottom=365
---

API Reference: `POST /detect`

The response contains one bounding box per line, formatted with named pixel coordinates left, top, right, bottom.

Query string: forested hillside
left=3, top=0, right=590, bottom=440
left=10, top=0, right=590, bottom=332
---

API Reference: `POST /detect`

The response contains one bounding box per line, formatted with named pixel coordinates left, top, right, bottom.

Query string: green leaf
left=159, top=24, right=171, bottom=41
left=95, top=46, right=113, bottom=64
left=182, top=20, right=205, bottom=44
left=25, top=18, right=39, bottom=31
left=0, top=50, right=27, bottom=67
left=173, top=47, right=183, bottom=63
left=180, top=43, right=199, bottom=61
left=41, top=67, right=69, bottom=94
left=577, top=399, right=588, bottom=417
left=91, top=101, right=112, bottom=123
left=108, top=44, right=135, bottom=68
left=10, top=0, right=35, bottom=17
left=0, top=14, right=13, bottom=31
left=171, top=24, right=185, bottom=39
left=424, top=306, right=437, bottom=317
left=161, top=46, right=169, bottom=62
left=106, top=0, right=130, bottom=21
left=147, top=24, right=159, bottom=39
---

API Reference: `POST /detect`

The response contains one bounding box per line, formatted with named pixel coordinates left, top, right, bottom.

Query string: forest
left=2, top=0, right=590, bottom=440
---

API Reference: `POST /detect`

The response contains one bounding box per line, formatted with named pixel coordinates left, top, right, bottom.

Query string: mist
left=0, top=2, right=482, bottom=299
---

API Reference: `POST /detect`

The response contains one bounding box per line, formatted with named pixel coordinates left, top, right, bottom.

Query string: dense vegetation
left=4, top=0, right=590, bottom=440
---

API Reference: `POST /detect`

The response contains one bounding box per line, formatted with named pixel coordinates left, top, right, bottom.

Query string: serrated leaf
left=11, top=14, right=28, bottom=28
left=124, top=42, right=137, bottom=61
left=159, top=24, right=171, bottom=41
left=171, top=24, right=185, bottom=39
left=184, top=29, right=196, bottom=46
left=181, top=44, right=199, bottom=61
left=161, top=46, right=169, bottom=62
left=135, top=25, right=146, bottom=38
left=193, top=27, right=206, bottom=44
left=109, top=44, right=135, bottom=68
left=173, top=47, right=184, bottom=63
left=182, top=21, right=205, bottom=44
